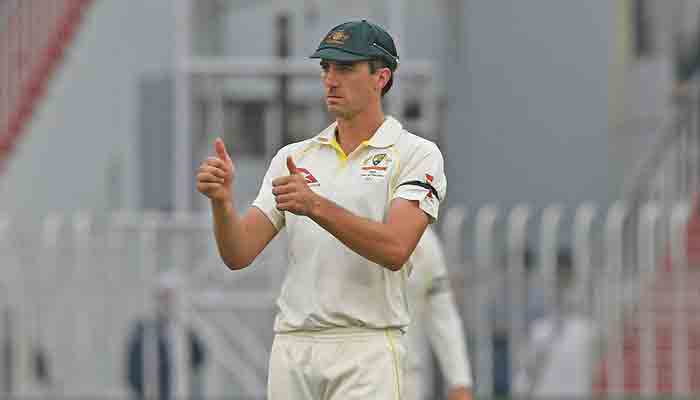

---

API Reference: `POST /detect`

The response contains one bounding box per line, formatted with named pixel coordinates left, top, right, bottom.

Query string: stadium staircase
left=593, top=206, right=700, bottom=393
left=593, top=89, right=700, bottom=395
left=0, top=0, right=93, bottom=172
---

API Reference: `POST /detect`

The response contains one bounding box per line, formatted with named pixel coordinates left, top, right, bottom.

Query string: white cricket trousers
left=267, top=328, right=406, bottom=400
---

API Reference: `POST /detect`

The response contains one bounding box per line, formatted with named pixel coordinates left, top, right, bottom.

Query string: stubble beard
left=327, top=105, right=355, bottom=121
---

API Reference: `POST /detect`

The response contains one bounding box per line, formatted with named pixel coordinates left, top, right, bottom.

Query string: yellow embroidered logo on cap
left=325, top=30, right=350, bottom=45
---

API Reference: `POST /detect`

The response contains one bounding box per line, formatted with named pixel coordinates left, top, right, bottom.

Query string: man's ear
left=377, top=68, right=392, bottom=91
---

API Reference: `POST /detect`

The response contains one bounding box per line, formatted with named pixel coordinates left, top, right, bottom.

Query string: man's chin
left=326, top=105, right=344, bottom=117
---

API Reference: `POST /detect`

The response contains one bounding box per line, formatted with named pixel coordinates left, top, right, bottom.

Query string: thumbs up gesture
left=196, top=138, right=235, bottom=203
left=286, top=155, right=299, bottom=175
left=271, top=156, right=319, bottom=216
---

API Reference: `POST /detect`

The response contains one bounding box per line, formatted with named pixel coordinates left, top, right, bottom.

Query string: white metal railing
left=441, top=202, right=697, bottom=398
left=0, top=203, right=697, bottom=398
left=0, top=210, right=285, bottom=399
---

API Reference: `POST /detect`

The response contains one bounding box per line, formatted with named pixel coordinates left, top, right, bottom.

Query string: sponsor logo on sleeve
left=425, top=174, right=434, bottom=198
left=297, top=168, right=320, bottom=186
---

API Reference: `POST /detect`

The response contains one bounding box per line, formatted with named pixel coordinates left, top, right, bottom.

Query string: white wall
left=444, top=0, right=613, bottom=208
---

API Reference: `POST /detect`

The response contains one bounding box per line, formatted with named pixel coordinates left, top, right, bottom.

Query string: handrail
left=638, top=203, right=662, bottom=396
left=624, top=79, right=700, bottom=205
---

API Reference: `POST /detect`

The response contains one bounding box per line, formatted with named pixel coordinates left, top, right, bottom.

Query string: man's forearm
left=211, top=200, right=253, bottom=269
left=308, top=196, right=415, bottom=271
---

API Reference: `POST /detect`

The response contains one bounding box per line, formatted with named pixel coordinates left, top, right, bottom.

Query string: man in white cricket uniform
left=196, top=20, right=446, bottom=400
left=405, top=227, right=473, bottom=400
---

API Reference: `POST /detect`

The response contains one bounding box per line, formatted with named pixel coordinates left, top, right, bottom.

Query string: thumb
left=214, top=137, right=230, bottom=162
left=286, top=156, right=298, bottom=175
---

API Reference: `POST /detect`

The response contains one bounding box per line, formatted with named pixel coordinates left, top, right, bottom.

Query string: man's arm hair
left=309, top=198, right=429, bottom=271
left=211, top=202, right=278, bottom=270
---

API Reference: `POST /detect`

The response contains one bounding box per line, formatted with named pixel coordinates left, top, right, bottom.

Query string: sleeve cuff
left=251, top=203, right=284, bottom=231
left=393, top=187, right=440, bottom=221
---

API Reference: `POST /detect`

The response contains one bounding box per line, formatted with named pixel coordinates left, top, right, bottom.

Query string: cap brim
left=309, top=47, right=371, bottom=62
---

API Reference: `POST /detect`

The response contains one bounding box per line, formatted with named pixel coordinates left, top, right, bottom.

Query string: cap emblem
left=325, top=30, right=350, bottom=45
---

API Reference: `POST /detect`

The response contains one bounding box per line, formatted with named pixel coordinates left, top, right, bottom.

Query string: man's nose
left=324, top=69, right=339, bottom=87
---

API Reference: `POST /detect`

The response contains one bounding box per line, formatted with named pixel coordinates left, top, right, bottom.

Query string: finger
left=286, top=156, right=298, bottom=175
left=199, top=165, right=227, bottom=179
left=197, top=172, right=225, bottom=184
left=197, top=182, right=222, bottom=192
left=204, top=157, right=227, bottom=170
left=274, top=194, right=295, bottom=204
left=272, top=185, right=296, bottom=196
left=272, top=176, right=293, bottom=187
left=275, top=202, right=293, bottom=212
left=214, top=137, right=231, bottom=162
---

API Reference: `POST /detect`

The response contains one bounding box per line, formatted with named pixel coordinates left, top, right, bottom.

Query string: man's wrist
left=211, top=198, right=235, bottom=215
left=308, top=193, right=326, bottom=220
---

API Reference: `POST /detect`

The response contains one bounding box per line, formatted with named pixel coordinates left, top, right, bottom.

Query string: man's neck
left=335, top=109, right=386, bottom=155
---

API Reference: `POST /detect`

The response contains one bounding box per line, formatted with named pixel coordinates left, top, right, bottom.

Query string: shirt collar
left=313, top=121, right=338, bottom=145
left=312, top=116, right=403, bottom=148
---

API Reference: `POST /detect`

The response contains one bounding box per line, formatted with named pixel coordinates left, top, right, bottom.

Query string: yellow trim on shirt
left=388, top=146, right=402, bottom=199
left=385, top=329, right=402, bottom=400
left=329, top=137, right=348, bottom=161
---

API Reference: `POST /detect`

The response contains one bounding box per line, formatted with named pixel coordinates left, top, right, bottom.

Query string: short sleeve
left=391, top=141, right=447, bottom=222
left=251, top=150, right=286, bottom=231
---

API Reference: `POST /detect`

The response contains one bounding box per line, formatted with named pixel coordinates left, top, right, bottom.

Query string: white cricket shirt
left=252, top=116, right=446, bottom=333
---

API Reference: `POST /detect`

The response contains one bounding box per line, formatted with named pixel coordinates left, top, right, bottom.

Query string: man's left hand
left=272, top=156, right=320, bottom=216
left=447, top=386, right=473, bottom=400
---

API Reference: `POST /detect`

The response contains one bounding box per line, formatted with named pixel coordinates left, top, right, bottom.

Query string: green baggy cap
left=310, top=19, right=399, bottom=71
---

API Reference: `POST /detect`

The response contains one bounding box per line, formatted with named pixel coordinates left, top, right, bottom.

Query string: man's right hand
left=197, top=138, right=234, bottom=203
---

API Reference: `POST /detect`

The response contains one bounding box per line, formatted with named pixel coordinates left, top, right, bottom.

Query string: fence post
left=506, top=204, right=530, bottom=383
left=603, top=202, right=627, bottom=396
left=670, top=202, right=690, bottom=395
left=474, top=205, right=499, bottom=398
left=639, top=202, right=661, bottom=396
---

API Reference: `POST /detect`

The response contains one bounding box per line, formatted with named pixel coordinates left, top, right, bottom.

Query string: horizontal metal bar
left=183, top=56, right=434, bottom=79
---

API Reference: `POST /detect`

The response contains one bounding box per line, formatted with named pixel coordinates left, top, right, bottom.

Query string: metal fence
left=442, top=202, right=698, bottom=398
left=0, top=203, right=697, bottom=399
left=0, top=211, right=285, bottom=399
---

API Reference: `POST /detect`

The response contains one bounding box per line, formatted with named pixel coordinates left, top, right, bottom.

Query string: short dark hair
left=368, top=59, right=393, bottom=96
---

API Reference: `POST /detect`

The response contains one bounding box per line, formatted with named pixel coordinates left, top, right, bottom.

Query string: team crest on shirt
left=360, top=152, right=392, bottom=181
left=372, top=154, right=386, bottom=166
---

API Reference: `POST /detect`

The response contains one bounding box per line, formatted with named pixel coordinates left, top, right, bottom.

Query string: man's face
left=320, top=60, right=389, bottom=119
left=156, top=288, right=173, bottom=318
